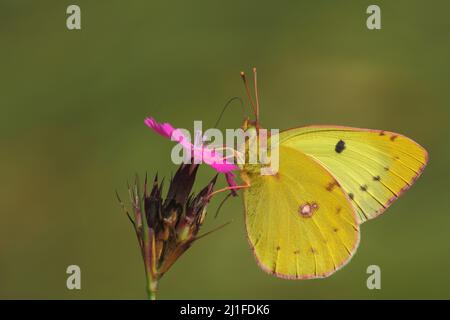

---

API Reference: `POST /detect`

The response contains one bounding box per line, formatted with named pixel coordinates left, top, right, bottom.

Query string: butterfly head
left=241, top=117, right=258, bottom=132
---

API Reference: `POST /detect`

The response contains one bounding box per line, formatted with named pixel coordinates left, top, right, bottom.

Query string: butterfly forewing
left=279, top=126, right=428, bottom=223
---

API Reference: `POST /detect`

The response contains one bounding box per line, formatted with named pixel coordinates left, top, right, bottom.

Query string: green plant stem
left=146, top=276, right=158, bottom=300
left=137, top=181, right=158, bottom=300
left=144, top=258, right=158, bottom=300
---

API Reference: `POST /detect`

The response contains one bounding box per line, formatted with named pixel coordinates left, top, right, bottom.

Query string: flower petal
left=210, top=162, right=238, bottom=173
left=225, top=172, right=237, bottom=187
left=225, top=172, right=238, bottom=196
left=145, top=116, right=238, bottom=175
left=200, top=146, right=238, bottom=172
left=144, top=117, right=175, bottom=139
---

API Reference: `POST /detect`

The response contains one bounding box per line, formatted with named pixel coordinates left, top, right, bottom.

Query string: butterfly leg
left=211, top=146, right=245, bottom=164
left=208, top=183, right=250, bottom=200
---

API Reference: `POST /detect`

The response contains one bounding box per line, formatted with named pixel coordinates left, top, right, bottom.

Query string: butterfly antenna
left=214, top=192, right=233, bottom=218
left=252, top=67, right=260, bottom=129
left=192, top=220, right=233, bottom=242
left=240, top=71, right=257, bottom=118
left=213, top=96, right=246, bottom=128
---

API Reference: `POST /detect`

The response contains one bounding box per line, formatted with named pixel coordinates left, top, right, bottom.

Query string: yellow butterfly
left=235, top=68, right=428, bottom=279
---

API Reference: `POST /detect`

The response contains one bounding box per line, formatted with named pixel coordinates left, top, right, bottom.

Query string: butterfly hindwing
left=279, top=125, right=428, bottom=223
left=241, top=146, right=360, bottom=279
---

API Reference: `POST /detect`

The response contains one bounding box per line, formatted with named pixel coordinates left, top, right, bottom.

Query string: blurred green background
left=1, top=0, right=449, bottom=299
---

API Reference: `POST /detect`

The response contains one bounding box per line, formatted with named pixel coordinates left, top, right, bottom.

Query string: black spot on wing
left=335, top=140, right=346, bottom=153
left=326, top=181, right=338, bottom=191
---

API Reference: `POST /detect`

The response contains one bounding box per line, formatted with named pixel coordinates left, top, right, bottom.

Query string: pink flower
left=144, top=117, right=175, bottom=139
left=145, top=117, right=238, bottom=188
